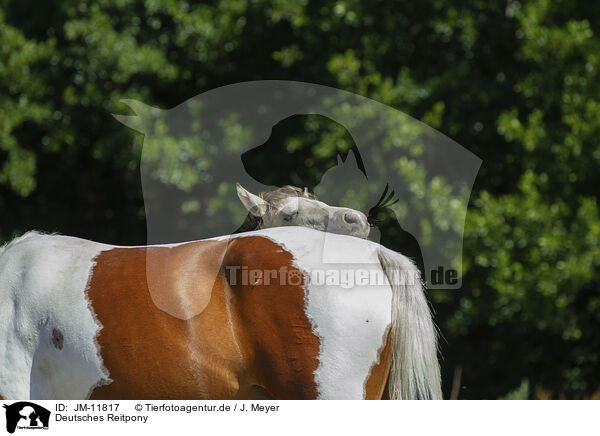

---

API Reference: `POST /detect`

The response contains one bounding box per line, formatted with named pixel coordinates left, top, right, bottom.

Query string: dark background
left=1, top=0, right=599, bottom=399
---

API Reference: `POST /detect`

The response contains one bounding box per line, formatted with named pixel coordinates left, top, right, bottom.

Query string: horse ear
left=236, top=183, right=267, bottom=217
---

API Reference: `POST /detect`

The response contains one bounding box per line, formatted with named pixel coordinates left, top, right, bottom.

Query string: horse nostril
left=344, top=211, right=360, bottom=225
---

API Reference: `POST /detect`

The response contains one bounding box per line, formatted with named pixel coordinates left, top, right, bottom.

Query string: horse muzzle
left=330, top=209, right=370, bottom=239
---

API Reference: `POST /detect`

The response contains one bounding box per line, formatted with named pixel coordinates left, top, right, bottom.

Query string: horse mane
left=241, top=185, right=316, bottom=231
left=377, top=246, right=442, bottom=399
left=261, top=185, right=315, bottom=204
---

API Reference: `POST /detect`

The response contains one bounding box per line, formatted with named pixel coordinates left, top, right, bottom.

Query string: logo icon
left=2, top=402, right=50, bottom=434
left=115, top=81, right=481, bottom=291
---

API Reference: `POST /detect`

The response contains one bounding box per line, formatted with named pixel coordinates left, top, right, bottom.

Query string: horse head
left=236, top=183, right=369, bottom=239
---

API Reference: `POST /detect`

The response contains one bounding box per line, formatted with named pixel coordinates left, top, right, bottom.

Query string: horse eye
left=283, top=212, right=297, bottom=222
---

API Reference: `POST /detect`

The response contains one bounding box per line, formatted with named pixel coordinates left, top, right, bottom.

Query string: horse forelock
left=260, top=185, right=315, bottom=204
left=260, top=185, right=315, bottom=213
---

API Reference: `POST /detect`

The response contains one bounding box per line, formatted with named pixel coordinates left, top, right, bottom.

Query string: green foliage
left=0, top=0, right=598, bottom=398
left=0, top=10, right=53, bottom=195
left=499, top=379, right=530, bottom=400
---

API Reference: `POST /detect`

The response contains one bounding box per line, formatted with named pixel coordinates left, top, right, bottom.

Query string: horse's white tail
left=378, top=246, right=442, bottom=399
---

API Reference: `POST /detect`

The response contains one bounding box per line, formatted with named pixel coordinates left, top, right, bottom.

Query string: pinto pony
left=0, top=225, right=440, bottom=400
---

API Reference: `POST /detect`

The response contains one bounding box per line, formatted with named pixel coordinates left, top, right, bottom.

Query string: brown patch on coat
left=144, top=240, right=228, bottom=319
left=87, top=236, right=320, bottom=400
left=224, top=237, right=320, bottom=399
left=364, top=329, right=393, bottom=399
